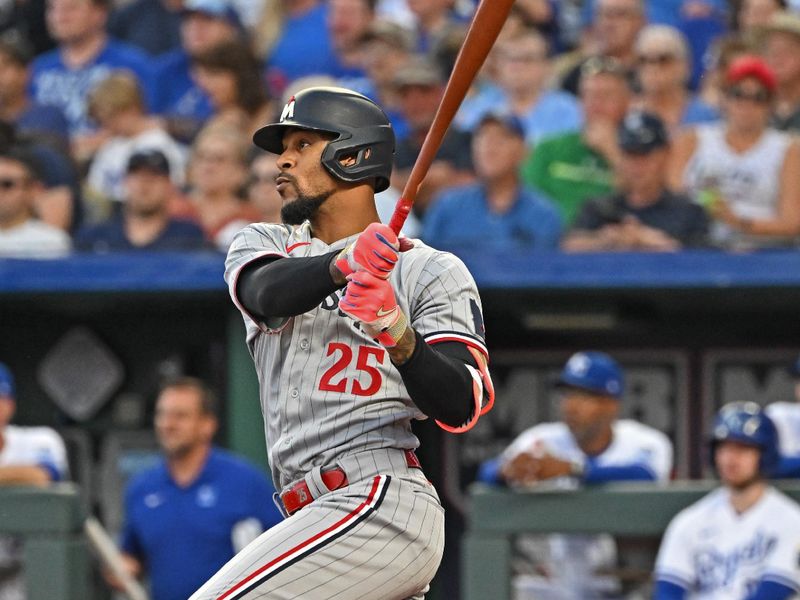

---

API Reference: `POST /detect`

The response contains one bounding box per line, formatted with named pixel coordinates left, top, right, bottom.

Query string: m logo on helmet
left=280, top=97, right=296, bottom=122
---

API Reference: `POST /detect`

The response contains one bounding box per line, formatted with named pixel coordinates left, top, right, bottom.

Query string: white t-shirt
left=0, top=220, right=71, bottom=258
left=502, top=419, right=673, bottom=483
left=0, top=425, right=69, bottom=600
left=502, top=420, right=673, bottom=599
left=766, top=402, right=800, bottom=456
left=655, top=487, right=800, bottom=599
left=86, top=128, right=188, bottom=203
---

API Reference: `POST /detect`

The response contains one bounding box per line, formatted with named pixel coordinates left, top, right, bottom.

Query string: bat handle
left=389, top=198, right=412, bottom=236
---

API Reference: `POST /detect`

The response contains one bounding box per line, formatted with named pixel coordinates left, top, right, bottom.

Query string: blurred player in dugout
left=479, top=351, right=673, bottom=599
left=655, top=402, right=800, bottom=598
left=0, top=362, right=68, bottom=600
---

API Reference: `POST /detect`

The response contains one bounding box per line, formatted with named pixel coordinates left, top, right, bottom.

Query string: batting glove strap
left=365, top=309, right=408, bottom=348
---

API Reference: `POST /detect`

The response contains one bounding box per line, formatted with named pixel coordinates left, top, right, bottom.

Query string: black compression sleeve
left=394, top=330, right=479, bottom=427
left=237, top=251, right=343, bottom=320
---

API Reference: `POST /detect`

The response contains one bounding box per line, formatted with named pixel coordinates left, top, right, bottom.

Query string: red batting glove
left=339, top=271, right=408, bottom=347
left=336, top=223, right=402, bottom=280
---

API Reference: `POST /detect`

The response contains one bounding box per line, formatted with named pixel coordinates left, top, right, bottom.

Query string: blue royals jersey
left=30, top=39, right=155, bottom=137
left=655, top=487, right=800, bottom=599
left=120, top=448, right=283, bottom=600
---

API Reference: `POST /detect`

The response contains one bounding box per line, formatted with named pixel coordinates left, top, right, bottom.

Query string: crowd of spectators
left=1, top=0, right=800, bottom=259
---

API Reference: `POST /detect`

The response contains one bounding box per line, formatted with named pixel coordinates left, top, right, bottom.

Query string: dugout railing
left=0, top=483, right=90, bottom=599
left=461, top=481, right=800, bottom=600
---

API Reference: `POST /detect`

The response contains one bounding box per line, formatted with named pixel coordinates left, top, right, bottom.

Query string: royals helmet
left=253, top=87, right=395, bottom=192
left=710, top=401, right=780, bottom=475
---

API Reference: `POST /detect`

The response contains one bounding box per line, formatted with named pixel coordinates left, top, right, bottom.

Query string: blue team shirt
left=455, top=84, right=583, bottom=144
left=152, top=49, right=213, bottom=123
left=422, top=183, right=563, bottom=251
left=75, top=216, right=208, bottom=252
left=266, top=3, right=362, bottom=94
left=120, top=448, right=283, bottom=600
left=29, top=39, right=155, bottom=137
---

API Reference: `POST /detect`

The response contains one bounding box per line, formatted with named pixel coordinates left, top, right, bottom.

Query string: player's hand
left=336, top=223, right=407, bottom=280
left=501, top=452, right=573, bottom=486
left=339, top=270, right=408, bottom=347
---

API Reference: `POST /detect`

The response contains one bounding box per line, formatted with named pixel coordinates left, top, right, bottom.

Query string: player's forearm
left=582, top=463, right=656, bottom=483
left=0, top=465, right=53, bottom=486
left=394, top=330, right=475, bottom=427
left=238, top=251, right=343, bottom=319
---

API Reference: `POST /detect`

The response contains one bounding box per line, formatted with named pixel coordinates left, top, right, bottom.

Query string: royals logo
left=280, top=96, right=296, bottom=122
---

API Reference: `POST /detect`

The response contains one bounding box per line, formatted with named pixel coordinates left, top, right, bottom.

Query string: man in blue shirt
left=152, top=0, right=241, bottom=143
left=112, top=377, right=283, bottom=600
left=75, top=150, right=207, bottom=252
left=422, top=112, right=563, bottom=252
left=29, top=0, right=154, bottom=143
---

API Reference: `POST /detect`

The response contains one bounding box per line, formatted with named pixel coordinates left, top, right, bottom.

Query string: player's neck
left=578, top=427, right=613, bottom=457
left=311, top=187, right=379, bottom=244
left=167, top=444, right=212, bottom=487
left=728, top=480, right=767, bottom=515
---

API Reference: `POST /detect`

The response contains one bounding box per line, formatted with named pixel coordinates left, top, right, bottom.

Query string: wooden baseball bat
left=84, top=516, right=150, bottom=600
left=388, top=0, right=516, bottom=235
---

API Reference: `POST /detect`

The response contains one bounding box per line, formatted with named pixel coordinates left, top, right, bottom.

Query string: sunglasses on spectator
left=726, top=86, right=771, bottom=104
left=581, top=55, right=627, bottom=79
left=0, top=177, right=27, bottom=190
left=638, top=53, right=678, bottom=66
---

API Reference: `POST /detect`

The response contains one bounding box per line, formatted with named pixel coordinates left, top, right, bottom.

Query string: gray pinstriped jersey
left=225, top=221, right=488, bottom=491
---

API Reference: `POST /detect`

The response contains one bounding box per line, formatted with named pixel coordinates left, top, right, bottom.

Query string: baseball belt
left=281, top=449, right=422, bottom=516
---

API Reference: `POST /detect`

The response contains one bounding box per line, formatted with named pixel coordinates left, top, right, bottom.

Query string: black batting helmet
left=253, top=87, right=395, bottom=192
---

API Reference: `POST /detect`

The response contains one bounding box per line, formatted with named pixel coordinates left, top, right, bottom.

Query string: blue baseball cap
left=0, top=362, right=15, bottom=399
left=182, top=0, right=241, bottom=27
left=556, top=351, right=624, bottom=399
left=476, top=111, right=526, bottom=139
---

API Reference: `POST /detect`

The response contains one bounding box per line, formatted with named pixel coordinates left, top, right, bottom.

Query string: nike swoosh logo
left=376, top=306, right=395, bottom=318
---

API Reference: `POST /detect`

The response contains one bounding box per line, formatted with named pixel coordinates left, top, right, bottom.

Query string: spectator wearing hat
left=563, top=111, right=709, bottom=251
left=668, top=55, right=800, bottom=249
left=85, top=71, right=188, bottom=210
left=522, top=56, right=632, bottom=225
left=763, top=10, right=800, bottom=132
left=153, top=0, right=243, bottom=143
left=0, top=146, right=71, bottom=258
left=0, top=36, right=69, bottom=149
left=478, top=351, right=673, bottom=599
left=0, top=361, right=69, bottom=600
left=75, top=149, right=206, bottom=251
left=29, top=0, right=154, bottom=148
left=354, top=19, right=415, bottom=137
left=422, top=113, right=562, bottom=252
left=391, top=56, right=474, bottom=216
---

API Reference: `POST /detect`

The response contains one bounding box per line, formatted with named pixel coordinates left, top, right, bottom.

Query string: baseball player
left=190, top=86, right=494, bottom=600
left=765, top=354, right=800, bottom=476
left=654, top=402, right=800, bottom=600
left=478, top=351, right=673, bottom=599
left=0, top=362, right=69, bottom=600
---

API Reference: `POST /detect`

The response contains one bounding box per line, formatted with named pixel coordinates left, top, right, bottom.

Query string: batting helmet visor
left=710, top=401, right=781, bottom=475
left=253, top=87, right=395, bottom=192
